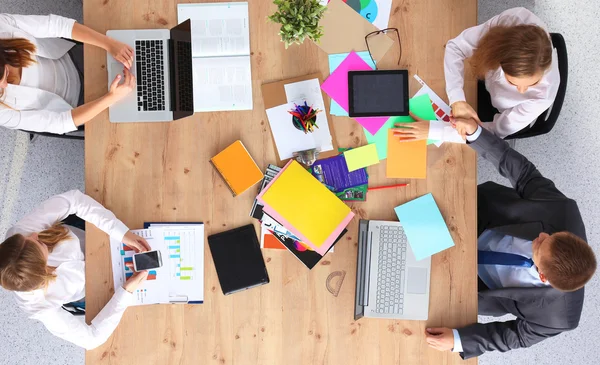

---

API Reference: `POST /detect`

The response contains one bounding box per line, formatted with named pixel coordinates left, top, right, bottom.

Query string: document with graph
left=177, top=2, right=253, bottom=112
left=110, top=224, right=205, bottom=306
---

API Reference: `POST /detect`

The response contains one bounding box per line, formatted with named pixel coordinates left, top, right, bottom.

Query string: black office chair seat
left=477, top=33, right=568, bottom=140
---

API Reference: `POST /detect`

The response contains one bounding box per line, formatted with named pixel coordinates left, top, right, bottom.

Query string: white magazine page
left=192, top=56, right=253, bottom=111
left=178, top=2, right=250, bottom=58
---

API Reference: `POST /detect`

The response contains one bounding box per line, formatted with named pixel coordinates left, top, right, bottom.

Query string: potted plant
left=268, top=0, right=327, bottom=48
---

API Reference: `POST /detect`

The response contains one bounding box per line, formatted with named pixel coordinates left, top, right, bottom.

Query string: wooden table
left=84, top=1, right=478, bottom=364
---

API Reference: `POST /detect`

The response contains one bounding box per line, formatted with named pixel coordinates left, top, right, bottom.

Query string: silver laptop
left=354, top=220, right=431, bottom=320
left=106, top=20, right=193, bottom=123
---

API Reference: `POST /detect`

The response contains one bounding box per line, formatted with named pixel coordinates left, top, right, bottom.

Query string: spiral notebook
left=210, top=140, right=263, bottom=196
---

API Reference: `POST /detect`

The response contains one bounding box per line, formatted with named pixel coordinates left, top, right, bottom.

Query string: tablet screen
left=349, top=71, right=409, bottom=117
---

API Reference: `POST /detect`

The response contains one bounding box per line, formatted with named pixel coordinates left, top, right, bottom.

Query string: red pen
left=368, top=183, right=409, bottom=191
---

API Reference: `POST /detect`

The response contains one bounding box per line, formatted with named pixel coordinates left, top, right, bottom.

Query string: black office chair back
left=505, top=33, right=568, bottom=140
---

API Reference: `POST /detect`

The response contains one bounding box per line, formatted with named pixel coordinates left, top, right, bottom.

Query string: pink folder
left=256, top=160, right=355, bottom=256
left=321, top=51, right=389, bottom=136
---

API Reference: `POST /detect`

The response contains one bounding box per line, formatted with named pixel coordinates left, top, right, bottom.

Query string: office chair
left=28, top=127, right=85, bottom=141
left=477, top=33, right=568, bottom=140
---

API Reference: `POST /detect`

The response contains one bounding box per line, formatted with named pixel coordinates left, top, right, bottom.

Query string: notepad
left=210, top=140, right=263, bottom=196
left=387, top=131, right=427, bottom=179
left=258, top=160, right=354, bottom=255
left=343, top=144, right=379, bottom=171
left=394, top=193, right=455, bottom=261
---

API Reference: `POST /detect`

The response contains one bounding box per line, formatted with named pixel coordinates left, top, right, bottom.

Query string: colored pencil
left=367, top=183, right=409, bottom=191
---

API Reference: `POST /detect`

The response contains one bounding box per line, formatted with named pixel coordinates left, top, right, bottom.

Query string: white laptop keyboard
left=375, top=225, right=408, bottom=314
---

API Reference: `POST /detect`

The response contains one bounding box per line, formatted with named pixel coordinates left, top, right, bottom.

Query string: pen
left=368, top=183, right=409, bottom=191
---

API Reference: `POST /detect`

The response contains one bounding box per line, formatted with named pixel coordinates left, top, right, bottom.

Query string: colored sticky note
left=260, top=161, right=354, bottom=251
left=365, top=94, right=439, bottom=160
left=386, top=129, right=427, bottom=179
left=394, top=193, right=455, bottom=261
left=343, top=144, right=380, bottom=171
left=328, top=51, right=375, bottom=116
left=321, top=51, right=389, bottom=135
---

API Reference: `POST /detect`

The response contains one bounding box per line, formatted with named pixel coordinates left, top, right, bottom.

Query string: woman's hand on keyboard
left=108, top=68, right=136, bottom=102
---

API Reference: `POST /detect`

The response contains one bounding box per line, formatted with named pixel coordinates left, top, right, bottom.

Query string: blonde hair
left=470, top=24, right=552, bottom=79
left=0, top=38, right=37, bottom=103
left=0, top=223, right=70, bottom=291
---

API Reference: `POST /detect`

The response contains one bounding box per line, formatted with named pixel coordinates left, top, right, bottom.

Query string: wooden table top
left=84, top=1, right=478, bottom=364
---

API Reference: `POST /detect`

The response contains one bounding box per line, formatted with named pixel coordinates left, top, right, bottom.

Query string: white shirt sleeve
left=444, top=7, right=546, bottom=105
left=8, top=190, right=129, bottom=243
left=0, top=14, right=75, bottom=39
left=466, top=125, right=483, bottom=142
left=427, top=121, right=467, bottom=144
left=484, top=99, right=552, bottom=138
left=34, top=286, right=133, bottom=350
left=452, top=329, right=464, bottom=353
left=0, top=109, right=77, bottom=134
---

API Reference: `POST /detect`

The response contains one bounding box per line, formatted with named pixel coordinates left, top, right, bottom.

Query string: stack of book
left=250, top=160, right=355, bottom=269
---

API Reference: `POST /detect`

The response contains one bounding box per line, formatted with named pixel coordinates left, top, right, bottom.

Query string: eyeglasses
left=365, top=28, right=402, bottom=69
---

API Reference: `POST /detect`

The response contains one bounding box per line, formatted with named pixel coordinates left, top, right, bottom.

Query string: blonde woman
left=0, top=13, right=135, bottom=134
left=0, top=190, right=150, bottom=349
left=444, top=7, right=559, bottom=138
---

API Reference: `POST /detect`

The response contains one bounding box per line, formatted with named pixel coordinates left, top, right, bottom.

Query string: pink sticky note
left=321, top=51, right=389, bottom=135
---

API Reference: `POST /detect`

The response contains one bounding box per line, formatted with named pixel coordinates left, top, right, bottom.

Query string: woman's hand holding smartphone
left=123, top=271, right=149, bottom=293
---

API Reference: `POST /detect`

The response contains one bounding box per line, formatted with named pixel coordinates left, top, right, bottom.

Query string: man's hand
left=451, top=117, right=479, bottom=139
left=123, top=270, right=149, bottom=293
left=425, top=327, right=455, bottom=351
left=451, top=101, right=481, bottom=125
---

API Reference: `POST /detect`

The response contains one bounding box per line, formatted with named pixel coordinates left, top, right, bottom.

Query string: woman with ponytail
left=444, top=8, right=560, bottom=138
left=0, top=14, right=135, bottom=134
left=0, top=190, right=151, bottom=349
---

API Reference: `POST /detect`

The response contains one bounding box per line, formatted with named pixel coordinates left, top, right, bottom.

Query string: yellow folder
left=261, top=161, right=352, bottom=247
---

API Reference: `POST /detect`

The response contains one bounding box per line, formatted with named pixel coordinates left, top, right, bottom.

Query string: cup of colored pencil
left=289, top=101, right=321, bottom=134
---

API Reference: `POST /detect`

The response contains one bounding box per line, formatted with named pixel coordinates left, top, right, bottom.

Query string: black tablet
left=348, top=70, right=409, bottom=117
left=208, top=224, right=269, bottom=295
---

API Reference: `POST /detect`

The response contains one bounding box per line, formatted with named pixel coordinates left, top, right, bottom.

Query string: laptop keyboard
left=375, top=225, right=407, bottom=314
left=176, top=41, right=194, bottom=111
left=135, top=40, right=166, bottom=112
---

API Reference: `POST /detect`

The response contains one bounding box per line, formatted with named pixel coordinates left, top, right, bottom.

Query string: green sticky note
left=364, top=94, right=440, bottom=159
left=343, top=144, right=380, bottom=171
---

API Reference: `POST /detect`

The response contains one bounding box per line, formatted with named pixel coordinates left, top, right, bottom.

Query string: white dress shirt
left=444, top=7, right=560, bottom=138
left=4, top=190, right=133, bottom=350
left=451, top=228, right=550, bottom=352
left=0, top=14, right=79, bottom=134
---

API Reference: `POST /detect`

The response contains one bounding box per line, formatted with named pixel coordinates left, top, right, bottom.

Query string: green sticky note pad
left=364, top=94, right=440, bottom=159
left=343, top=144, right=380, bottom=171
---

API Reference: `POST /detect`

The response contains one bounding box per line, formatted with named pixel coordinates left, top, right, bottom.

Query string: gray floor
left=0, top=1, right=599, bottom=364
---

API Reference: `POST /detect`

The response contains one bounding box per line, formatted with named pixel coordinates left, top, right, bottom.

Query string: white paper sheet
left=284, top=78, right=324, bottom=105
left=192, top=56, right=253, bottom=112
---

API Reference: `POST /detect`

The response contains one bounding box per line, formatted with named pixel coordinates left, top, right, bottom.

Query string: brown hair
left=470, top=25, right=552, bottom=79
left=0, top=223, right=70, bottom=292
left=0, top=38, right=37, bottom=101
left=542, top=232, right=597, bottom=292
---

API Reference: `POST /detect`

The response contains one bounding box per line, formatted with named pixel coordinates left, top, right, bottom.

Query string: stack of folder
left=256, top=160, right=355, bottom=256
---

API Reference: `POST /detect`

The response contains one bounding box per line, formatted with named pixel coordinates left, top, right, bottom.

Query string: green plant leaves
left=268, top=0, right=327, bottom=48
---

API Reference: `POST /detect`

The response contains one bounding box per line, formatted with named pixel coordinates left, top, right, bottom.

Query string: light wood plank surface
left=84, top=1, right=478, bottom=364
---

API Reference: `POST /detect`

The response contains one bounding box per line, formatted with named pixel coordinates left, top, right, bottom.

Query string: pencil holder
left=288, top=101, right=321, bottom=134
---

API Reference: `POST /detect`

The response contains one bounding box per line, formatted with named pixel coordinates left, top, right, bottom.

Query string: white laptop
left=106, top=20, right=194, bottom=123
left=354, top=219, right=431, bottom=320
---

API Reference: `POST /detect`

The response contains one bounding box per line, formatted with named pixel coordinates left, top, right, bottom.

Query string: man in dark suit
left=424, top=117, right=597, bottom=359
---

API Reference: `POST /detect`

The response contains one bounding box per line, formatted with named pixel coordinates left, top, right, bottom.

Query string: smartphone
left=132, top=250, right=163, bottom=271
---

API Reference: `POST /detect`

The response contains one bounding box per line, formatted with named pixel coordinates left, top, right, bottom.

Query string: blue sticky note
left=394, top=193, right=455, bottom=261
left=328, top=51, right=375, bottom=116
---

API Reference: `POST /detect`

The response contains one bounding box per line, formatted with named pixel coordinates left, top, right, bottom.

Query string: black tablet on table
left=348, top=70, right=409, bottom=118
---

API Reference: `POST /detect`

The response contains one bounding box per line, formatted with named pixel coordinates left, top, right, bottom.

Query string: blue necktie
left=478, top=250, right=534, bottom=268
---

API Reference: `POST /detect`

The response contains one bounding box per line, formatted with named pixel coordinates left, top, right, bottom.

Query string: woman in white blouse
left=0, top=190, right=150, bottom=349
left=0, top=14, right=135, bottom=134
left=444, top=7, right=560, bottom=138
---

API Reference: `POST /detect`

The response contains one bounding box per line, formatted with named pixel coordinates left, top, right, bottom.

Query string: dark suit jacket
left=457, top=128, right=587, bottom=359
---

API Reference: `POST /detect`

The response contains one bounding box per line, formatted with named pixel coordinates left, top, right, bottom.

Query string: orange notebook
left=386, top=130, right=427, bottom=179
left=210, top=140, right=263, bottom=196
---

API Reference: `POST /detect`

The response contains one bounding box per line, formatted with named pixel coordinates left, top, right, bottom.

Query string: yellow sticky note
left=262, top=161, right=351, bottom=247
left=343, top=144, right=380, bottom=172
